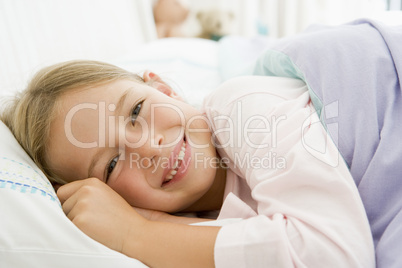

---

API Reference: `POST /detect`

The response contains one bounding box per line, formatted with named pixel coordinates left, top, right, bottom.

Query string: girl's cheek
left=109, top=173, right=146, bottom=206
left=109, top=174, right=132, bottom=197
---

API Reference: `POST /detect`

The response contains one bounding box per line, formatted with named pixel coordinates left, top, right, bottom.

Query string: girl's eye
left=105, top=155, right=119, bottom=182
left=131, top=101, right=143, bottom=125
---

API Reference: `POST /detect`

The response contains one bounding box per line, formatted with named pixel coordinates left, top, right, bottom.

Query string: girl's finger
left=57, top=177, right=101, bottom=204
left=60, top=188, right=79, bottom=219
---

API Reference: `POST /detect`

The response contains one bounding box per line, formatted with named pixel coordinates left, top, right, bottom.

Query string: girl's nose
left=153, top=133, right=164, bottom=147
left=117, top=121, right=164, bottom=166
left=123, top=133, right=164, bottom=167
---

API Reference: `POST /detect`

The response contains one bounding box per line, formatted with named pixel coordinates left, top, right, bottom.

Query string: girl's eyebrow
left=115, top=87, right=134, bottom=116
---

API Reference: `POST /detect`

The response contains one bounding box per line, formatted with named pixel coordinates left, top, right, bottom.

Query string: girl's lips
left=161, top=135, right=191, bottom=187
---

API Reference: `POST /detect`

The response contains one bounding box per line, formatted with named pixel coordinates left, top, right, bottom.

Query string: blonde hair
left=0, top=60, right=143, bottom=184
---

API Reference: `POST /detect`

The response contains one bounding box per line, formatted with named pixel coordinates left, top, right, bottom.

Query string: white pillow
left=0, top=120, right=148, bottom=268
left=112, top=37, right=223, bottom=109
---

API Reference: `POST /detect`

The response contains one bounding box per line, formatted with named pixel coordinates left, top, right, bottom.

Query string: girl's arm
left=134, top=207, right=215, bottom=225
left=203, top=76, right=375, bottom=267
left=128, top=220, right=219, bottom=268
left=57, top=178, right=220, bottom=268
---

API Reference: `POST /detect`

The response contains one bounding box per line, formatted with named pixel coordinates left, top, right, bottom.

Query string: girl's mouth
left=163, top=138, right=186, bottom=185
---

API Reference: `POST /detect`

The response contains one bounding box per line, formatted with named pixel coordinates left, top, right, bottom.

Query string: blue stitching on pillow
left=0, top=170, right=49, bottom=189
left=0, top=179, right=57, bottom=201
left=0, top=157, right=58, bottom=203
left=0, top=157, right=51, bottom=185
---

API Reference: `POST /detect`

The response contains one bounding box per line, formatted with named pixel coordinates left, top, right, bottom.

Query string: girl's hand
left=57, top=178, right=146, bottom=254
left=57, top=178, right=219, bottom=268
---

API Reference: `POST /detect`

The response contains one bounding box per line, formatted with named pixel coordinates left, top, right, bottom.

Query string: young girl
left=1, top=60, right=375, bottom=268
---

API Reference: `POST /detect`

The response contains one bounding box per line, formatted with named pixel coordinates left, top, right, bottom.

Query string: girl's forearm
left=123, top=220, right=220, bottom=268
left=157, top=212, right=217, bottom=224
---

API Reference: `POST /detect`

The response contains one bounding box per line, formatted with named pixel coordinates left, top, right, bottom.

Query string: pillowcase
left=0, top=120, right=148, bottom=268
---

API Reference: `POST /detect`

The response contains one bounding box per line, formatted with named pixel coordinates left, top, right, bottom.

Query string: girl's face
left=47, top=78, right=222, bottom=212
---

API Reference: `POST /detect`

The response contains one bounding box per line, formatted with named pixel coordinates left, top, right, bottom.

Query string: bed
left=1, top=1, right=402, bottom=267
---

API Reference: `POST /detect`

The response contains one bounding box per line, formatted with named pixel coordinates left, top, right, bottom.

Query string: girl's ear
left=142, top=71, right=183, bottom=100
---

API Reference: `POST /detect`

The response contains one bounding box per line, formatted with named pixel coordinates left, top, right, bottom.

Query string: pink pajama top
left=202, top=76, right=375, bottom=268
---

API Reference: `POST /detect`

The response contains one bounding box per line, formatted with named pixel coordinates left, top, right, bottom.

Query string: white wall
left=183, top=0, right=389, bottom=38
left=0, top=0, right=156, bottom=95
